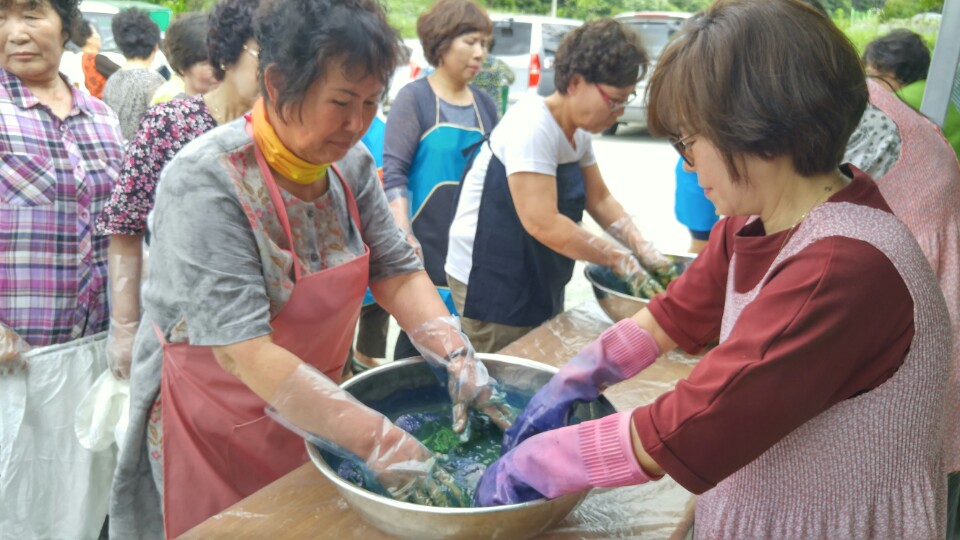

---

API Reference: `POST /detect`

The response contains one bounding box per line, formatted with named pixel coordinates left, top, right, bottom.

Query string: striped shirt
left=0, top=68, right=124, bottom=347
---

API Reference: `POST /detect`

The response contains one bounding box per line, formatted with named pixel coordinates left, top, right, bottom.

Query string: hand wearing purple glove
left=475, top=410, right=654, bottom=506
left=501, top=319, right=660, bottom=453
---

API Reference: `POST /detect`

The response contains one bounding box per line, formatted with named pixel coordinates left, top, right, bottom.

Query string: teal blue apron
left=407, top=99, right=486, bottom=314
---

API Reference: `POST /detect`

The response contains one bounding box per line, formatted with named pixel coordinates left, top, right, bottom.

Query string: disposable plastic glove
left=408, top=316, right=515, bottom=439
left=610, top=250, right=665, bottom=298
left=606, top=215, right=679, bottom=287
left=502, top=319, right=660, bottom=453
left=475, top=410, right=653, bottom=506
left=106, top=249, right=143, bottom=380
left=107, top=319, right=138, bottom=380
left=0, top=323, right=30, bottom=376
left=267, top=363, right=470, bottom=507
left=386, top=188, right=423, bottom=261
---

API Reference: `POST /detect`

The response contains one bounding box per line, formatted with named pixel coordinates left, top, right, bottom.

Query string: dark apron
left=463, top=154, right=586, bottom=327
left=408, top=107, right=486, bottom=314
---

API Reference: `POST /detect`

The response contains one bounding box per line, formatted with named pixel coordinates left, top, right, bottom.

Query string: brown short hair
left=417, top=0, right=491, bottom=67
left=554, top=19, right=647, bottom=95
left=647, top=0, right=867, bottom=181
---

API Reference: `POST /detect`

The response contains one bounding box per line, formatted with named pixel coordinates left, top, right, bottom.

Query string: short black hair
left=112, top=8, right=161, bottom=60
left=554, top=19, right=647, bottom=95
left=164, top=13, right=209, bottom=77
left=208, top=0, right=259, bottom=81
left=73, top=16, right=93, bottom=47
left=255, top=0, right=400, bottom=122
left=863, top=30, right=931, bottom=86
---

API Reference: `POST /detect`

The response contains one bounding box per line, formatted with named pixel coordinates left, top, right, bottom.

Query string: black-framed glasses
left=670, top=134, right=696, bottom=167
left=594, top=84, right=635, bottom=112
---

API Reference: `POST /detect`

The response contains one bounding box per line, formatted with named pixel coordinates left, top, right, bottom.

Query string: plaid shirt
left=0, top=68, right=123, bottom=347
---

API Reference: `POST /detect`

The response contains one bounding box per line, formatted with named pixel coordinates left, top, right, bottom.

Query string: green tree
left=881, top=0, right=943, bottom=20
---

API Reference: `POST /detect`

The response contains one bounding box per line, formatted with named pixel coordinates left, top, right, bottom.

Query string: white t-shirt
left=446, top=94, right=597, bottom=284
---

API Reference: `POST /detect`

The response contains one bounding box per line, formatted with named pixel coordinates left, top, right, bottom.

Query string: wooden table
left=182, top=302, right=697, bottom=539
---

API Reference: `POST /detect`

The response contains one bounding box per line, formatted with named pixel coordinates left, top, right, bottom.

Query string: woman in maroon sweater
left=475, top=1, right=952, bottom=538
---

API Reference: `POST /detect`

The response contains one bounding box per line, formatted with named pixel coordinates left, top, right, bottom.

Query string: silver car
left=606, top=11, right=692, bottom=135
left=489, top=15, right=582, bottom=107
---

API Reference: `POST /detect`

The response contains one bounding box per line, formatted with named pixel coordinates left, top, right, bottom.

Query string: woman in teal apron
left=383, top=0, right=498, bottom=358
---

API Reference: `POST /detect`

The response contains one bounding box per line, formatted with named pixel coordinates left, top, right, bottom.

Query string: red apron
left=158, top=125, right=369, bottom=538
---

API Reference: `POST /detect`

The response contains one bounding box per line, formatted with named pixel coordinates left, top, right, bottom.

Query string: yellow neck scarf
left=251, top=98, right=329, bottom=185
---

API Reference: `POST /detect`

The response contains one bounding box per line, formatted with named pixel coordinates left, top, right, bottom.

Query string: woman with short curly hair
left=445, top=18, right=674, bottom=352
left=109, top=0, right=512, bottom=536
left=102, top=8, right=165, bottom=140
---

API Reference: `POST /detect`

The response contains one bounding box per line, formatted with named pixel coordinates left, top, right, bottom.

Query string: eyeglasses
left=670, top=133, right=696, bottom=167
left=243, top=44, right=260, bottom=59
left=594, top=84, right=635, bottom=112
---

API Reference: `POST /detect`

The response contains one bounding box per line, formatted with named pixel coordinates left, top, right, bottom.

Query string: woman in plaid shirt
left=0, top=0, right=124, bottom=537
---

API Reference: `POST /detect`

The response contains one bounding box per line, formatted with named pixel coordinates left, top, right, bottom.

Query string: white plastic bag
left=75, top=369, right=130, bottom=451
left=0, top=332, right=115, bottom=540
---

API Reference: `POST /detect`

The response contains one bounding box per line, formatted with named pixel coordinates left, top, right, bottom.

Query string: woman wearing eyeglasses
left=474, top=1, right=950, bottom=538
left=445, top=19, right=675, bottom=353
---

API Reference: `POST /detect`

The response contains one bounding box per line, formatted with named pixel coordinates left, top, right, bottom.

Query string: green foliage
left=138, top=0, right=218, bottom=15
left=880, top=0, right=943, bottom=20
left=833, top=8, right=940, bottom=53
left=136, top=0, right=943, bottom=53
left=383, top=0, right=431, bottom=38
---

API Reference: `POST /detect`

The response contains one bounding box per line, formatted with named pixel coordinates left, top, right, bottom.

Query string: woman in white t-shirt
left=445, top=19, right=676, bottom=352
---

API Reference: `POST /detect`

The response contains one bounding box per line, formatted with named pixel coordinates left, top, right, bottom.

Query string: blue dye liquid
left=324, top=386, right=532, bottom=505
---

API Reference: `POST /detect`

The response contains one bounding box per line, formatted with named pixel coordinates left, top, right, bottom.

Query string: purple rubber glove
left=475, top=410, right=653, bottom=506
left=501, top=319, right=660, bottom=453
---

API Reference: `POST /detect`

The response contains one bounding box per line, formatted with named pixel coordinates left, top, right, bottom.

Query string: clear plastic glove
left=386, top=189, right=423, bottom=262
left=610, top=250, right=664, bottom=299
left=502, top=320, right=660, bottom=453
left=267, top=363, right=470, bottom=506
left=407, top=316, right=515, bottom=439
left=405, top=230, right=424, bottom=261
left=106, top=245, right=143, bottom=380
left=476, top=411, right=652, bottom=506
left=606, top=215, right=679, bottom=287
left=0, top=323, right=30, bottom=376
left=106, top=319, right=138, bottom=380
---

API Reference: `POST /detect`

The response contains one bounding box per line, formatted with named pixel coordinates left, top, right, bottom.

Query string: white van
left=605, top=11, right=692, bottom=135
left=489, top=15, right=582, bottom=108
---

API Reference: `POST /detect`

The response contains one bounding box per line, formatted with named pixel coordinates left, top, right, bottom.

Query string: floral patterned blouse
left=96, top=94, right=217, bottom=236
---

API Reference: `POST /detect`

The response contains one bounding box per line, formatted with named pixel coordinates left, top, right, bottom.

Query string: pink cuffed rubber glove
left=475, top=410, right=654, bottom=506
left=502, top=319, right=660, bottom=453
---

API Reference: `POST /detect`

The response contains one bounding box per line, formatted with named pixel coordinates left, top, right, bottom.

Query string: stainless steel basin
left=307, top=353, right=616, bottom=540
left=585, top=254, right=696, bottom=322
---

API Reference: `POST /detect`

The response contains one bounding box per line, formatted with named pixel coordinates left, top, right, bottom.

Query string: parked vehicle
left=606, top=11, right=692, bottom=135
left=488, top=15, right=582, bottom=107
